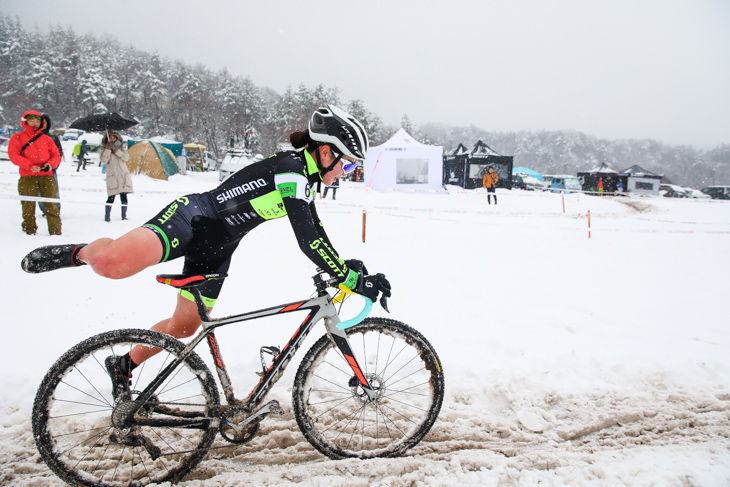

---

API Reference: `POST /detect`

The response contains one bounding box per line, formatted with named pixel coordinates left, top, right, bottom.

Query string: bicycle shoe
left=105, top=355, right=132, bottom=400
left=21, top=244, right=87, bottom=273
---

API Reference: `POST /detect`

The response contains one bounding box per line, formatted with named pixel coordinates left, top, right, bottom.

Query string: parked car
left=659, top=184, right=689, bottom=198
left=548, top=175, right=582, bottom=193
left=683, top=188, right=710, bottom=199
left=518, top=174, right=544, bottom=191
left=700, top=186, right=730, bottom=200
left=0, top=137, right=9, bottom=160
left=62, top=129, right=85, bottom=141
left=541, top=175, right=553, bottom=190
left=219, top=149, right=255, bottom=182
left=511, top=174, right=527, bottom=190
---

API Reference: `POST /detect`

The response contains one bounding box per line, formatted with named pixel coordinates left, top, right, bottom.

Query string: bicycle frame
left=124, top=280, right=376, bottom=427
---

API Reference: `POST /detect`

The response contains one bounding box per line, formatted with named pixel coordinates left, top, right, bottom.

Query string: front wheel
left=32, top=329, right=220, bottom=487
left=293, top=318, right=445, bottom=459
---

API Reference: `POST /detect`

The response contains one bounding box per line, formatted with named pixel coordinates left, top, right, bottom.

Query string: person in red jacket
left=8, top=110, right=62, bottom=235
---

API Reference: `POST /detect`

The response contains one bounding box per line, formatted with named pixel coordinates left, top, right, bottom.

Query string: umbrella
left=69, top=112, right=138, bottom=133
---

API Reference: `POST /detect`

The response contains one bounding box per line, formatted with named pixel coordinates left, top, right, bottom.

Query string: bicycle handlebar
left=333, top=284, right=373, bottom=330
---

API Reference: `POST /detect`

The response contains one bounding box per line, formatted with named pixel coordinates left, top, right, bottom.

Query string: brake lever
left=379, top=295, right=390, bottom=313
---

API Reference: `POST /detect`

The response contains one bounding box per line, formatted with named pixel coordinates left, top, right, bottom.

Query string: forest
left=2, top=15, right=728, bottom=188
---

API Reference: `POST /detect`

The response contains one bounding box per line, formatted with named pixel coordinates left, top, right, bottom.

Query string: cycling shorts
left=143, top=194, right=244, bottom=307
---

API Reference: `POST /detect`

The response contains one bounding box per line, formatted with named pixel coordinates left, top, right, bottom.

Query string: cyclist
left=22, top=105, right=391, bottom=398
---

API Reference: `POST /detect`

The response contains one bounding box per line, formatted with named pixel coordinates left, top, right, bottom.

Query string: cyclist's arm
left=282, top=197, right=358, bottom=288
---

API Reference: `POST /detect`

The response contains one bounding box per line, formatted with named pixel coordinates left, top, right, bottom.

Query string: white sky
left=2, top=0, right=729, bottom=148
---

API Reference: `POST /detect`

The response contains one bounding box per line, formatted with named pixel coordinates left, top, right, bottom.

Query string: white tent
left=363, top=129, right=443, bottom=191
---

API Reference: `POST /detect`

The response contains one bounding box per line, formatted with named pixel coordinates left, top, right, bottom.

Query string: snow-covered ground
left=1, top=151, right=729, bottom=486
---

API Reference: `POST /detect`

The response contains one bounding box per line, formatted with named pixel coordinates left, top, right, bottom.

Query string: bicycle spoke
left=293, top=319, right=444, bottom=459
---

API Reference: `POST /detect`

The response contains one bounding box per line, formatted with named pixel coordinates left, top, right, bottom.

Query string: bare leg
left=130, top=294, right=209, bottom=365
left=78, top=227, right=163, bottom=279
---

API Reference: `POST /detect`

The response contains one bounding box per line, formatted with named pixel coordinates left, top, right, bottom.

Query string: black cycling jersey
left=143, top=150, right=357, bottom=305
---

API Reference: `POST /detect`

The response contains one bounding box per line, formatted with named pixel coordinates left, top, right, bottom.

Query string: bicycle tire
left=32, top=329, right=220, bottom=487
left=292, top=318, right=445, bottom=459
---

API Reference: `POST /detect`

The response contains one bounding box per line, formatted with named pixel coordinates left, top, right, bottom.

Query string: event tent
left=363, top=129, right=443, bottom=191
left=126, top=140, right=180, bottom=180
left=621, top=165, right=662, bottom=195
left=444, top=140, right=514, bottom=189
left=577, top=163, right=626, bottom=194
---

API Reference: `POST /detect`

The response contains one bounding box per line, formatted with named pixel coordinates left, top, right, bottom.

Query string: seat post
left=189, top=287, right=212, bottom=322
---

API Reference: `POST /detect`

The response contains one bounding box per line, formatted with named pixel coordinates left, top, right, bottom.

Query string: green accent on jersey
left=143, top=223, right=171, bottom=262
left=250, top=191, right=288, bottom=220
left=303, top=151, right=322, bottom=180
left=343, top=269, right=359, bottom=290
left=278, top=181, right=297, bottom=198
left=179, top=289, right=217, bottom=308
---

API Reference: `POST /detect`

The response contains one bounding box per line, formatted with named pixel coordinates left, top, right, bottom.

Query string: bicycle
left=32, top=269, right=445, bottom=486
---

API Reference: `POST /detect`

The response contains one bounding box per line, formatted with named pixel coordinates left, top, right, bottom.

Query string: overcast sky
left=2, top=0, right=729, bottom=148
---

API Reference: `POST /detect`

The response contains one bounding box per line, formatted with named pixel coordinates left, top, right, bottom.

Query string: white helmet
left=308, top=105, right=369, bottom=160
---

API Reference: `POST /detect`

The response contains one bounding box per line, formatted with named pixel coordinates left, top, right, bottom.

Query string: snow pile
left=0, top=155, right=729, bottom=486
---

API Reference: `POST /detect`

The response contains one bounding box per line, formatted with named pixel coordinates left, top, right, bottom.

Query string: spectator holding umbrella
left=101, top=131, right=133, bottom=222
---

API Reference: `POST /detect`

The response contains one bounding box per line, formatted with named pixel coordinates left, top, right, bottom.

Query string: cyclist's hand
left=355, top=273, right=391, bottom=312
left=345, top=259, right=368, bottom=276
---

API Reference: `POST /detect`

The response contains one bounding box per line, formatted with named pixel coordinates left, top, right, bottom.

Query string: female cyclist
left=22, top=105, right=391, bottom=397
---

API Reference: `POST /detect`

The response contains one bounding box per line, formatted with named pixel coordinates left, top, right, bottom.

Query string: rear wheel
left=293, top=318, right=445, bottom=459
left=32, top=329, right=220, bottom=486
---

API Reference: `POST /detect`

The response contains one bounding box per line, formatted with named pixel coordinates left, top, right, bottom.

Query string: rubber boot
left=121, top=205, right=128, bottom=221
left=105, top=204, right=112, bottom=222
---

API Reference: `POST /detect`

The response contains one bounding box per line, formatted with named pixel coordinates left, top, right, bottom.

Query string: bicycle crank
left=220, top=400, right=284, bottom=444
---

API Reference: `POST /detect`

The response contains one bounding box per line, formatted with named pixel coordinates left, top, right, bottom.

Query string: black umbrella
left=69, top=112, right=138, bottom=133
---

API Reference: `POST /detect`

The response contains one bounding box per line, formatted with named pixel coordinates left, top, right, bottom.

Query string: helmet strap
left=313, top=144, right=342, bottom=176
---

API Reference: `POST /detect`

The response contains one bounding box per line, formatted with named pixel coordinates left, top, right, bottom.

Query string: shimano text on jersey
left=216, top=178, right=268, bottom=204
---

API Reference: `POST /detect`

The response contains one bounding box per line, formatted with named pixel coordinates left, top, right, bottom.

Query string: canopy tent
left=184, top=143, right=207, bottom=171
left=577, top=163, right=627, bottom=195
left=126, top=140, right=180, bottom=180
left=512, top=166, right=543, bottom=181
left=621, top=165, right=662, bottom=195
left=362, top=129, right=443, bottom=191
left=444, top=140, right=514, bottom=189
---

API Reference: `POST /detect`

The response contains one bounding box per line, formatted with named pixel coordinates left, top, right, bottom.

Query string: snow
left=1, top=151, right=730, bottom=486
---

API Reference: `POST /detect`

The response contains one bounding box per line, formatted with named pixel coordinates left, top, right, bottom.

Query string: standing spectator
left=598, top=178, right=604, bottom=196
left=616, top=180, right=624, bottom=195
left=8, top=110, right=62, bottom=235
left=101, top=131, right=133, bottom=222
left=38, top=114, right=63, bottom=217
left=483, top=166, right=499, bottom=205
left=74, top=139, right=88, bottom=171
left=322, top=177, right=340, bottom=199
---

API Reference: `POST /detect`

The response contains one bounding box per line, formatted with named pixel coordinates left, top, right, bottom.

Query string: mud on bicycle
left=32, top=269, right=445, bottom=486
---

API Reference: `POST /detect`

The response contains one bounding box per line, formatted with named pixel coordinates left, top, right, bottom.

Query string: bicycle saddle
left=156, top=273, right=228, bottom=289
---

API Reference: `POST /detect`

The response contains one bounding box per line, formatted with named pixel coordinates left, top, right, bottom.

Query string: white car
left=659, top=184, right=689, bottom=198
left=683, top=187, right=710, bottom=199
left=219, top=149, right=255, bottom=181
left=62, top=129, right=85, bottom=141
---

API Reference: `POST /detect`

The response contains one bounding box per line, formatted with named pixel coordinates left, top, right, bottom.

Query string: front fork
left=325, top=315, right=378, bottom=402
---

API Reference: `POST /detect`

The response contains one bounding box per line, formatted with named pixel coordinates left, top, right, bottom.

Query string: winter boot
left=105, top=204, right=112, bottom=222
left=105, top=355, right=133, bottom=401
left=121, top=204, right=128, bottom=221
left=21, top=244, right=87, bottom=273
